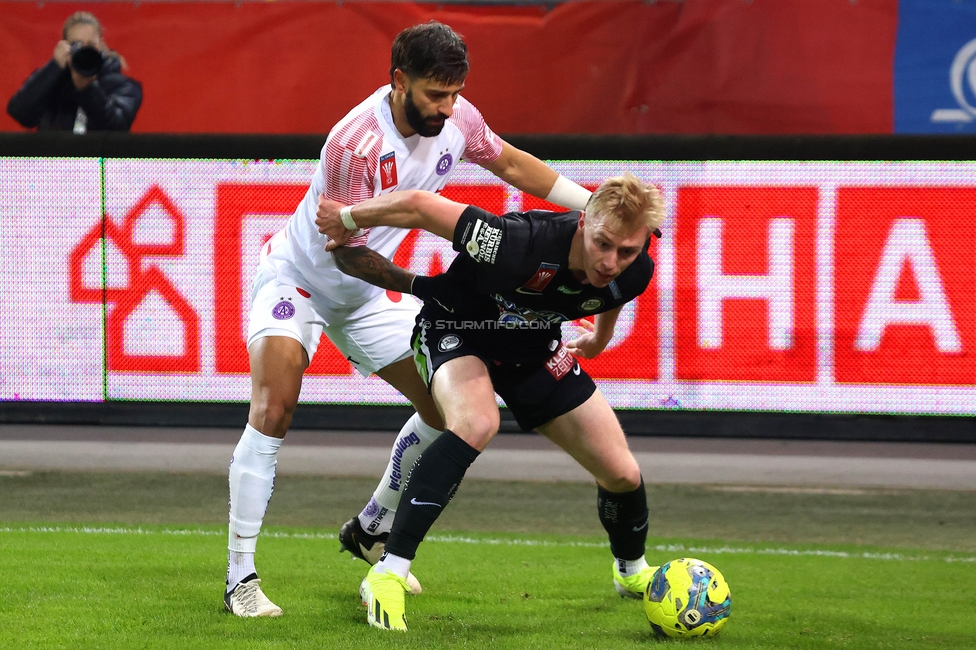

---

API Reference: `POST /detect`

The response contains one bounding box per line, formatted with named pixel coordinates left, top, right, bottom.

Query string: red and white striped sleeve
left=322, top=113, right=383, bottom=247
left=453, top=95, right=503, bottom=165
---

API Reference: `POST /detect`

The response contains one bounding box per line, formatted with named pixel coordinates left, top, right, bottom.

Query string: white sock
left=375, top=552, right=412, bottom=580
left=617, top=556, right=650, bottom=578
left=227, top=551, right=256, bottom=591
left=360, top=413, right=441, bottom=535
left=227, top=424, right=282, bottom=590
left=356, top=497, right=391, bottom=536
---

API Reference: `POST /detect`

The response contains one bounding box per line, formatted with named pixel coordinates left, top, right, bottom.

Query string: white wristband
left=545, top=175, right=592, bottom=211
left=339, top=205, right=358, bottom=230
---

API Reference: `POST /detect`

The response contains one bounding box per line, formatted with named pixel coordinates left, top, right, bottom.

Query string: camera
left=69, top=43, right=103, bottom=77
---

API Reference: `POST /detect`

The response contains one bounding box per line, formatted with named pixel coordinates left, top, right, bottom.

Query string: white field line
left=2, top=525, right=974, bottom=564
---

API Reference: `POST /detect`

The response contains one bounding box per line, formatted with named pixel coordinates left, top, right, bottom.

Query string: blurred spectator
left=7, top=11, right=142, bottom=132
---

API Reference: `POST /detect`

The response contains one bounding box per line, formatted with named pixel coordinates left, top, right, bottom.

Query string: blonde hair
left=63, top=11, right=101, bottom=40
left=587, top=173, right=664, bottom=233
left=62, top=11, right=127, bottom=68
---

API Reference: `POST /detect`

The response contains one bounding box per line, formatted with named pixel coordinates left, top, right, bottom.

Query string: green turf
left=1, top=525, right=974, bottom=648
left=2, top=471, right=975, bottom=648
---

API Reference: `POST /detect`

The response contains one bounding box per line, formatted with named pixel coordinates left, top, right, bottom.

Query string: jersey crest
left=516, top=262, right=560, bottom=295
left=435, top=152, right=454, bottom=176
left=379, top=151, right=398, bottom=190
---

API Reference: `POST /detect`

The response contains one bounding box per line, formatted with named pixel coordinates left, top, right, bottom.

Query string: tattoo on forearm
left=332, top=246, right=414, bottom=293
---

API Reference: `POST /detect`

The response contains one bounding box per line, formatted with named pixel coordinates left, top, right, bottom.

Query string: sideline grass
left=1, top=524, right=974, bottom=649
left=2, top=472, right=975, bottom=647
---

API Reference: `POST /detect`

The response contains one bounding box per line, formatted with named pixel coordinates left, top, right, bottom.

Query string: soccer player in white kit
left=224, top=21, right=592, bottom=617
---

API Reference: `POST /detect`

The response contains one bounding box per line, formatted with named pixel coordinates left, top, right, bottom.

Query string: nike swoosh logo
left=410, top=498, right=442, bottom=508
left=632, top=521, right=648, bottom=532
left=572, top=364, right=581, bottom=375
left=515, top=287, right=543, bottom=295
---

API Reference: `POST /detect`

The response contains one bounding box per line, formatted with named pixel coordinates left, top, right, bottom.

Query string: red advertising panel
left=214, top=182, right=353, bottom=376
left=579, top=280, right=658, bottom=381
left=675, top=187, right=818, bottom=383
left=835, top=187, right=976, bottom=385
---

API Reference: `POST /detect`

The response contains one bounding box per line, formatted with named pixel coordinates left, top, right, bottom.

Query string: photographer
left=7, top=11, right=142, bottom=132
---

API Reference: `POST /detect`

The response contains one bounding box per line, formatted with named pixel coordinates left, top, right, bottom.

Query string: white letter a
left=856, top=219, right=961, bottom=353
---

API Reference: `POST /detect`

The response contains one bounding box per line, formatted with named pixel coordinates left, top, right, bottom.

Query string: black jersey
left=420, top=205, right=654, bottom=363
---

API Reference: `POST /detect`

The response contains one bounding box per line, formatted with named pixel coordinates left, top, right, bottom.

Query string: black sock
left=597, top=477, right=649, bottom=561
left=385, top=429, right=480, bottom=560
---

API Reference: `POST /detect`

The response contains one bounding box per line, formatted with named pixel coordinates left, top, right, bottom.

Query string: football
left=643, top=558, right=732, bottom=638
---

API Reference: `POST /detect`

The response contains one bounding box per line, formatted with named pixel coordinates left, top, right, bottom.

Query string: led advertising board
left=3, top=158, right=973, bottom=415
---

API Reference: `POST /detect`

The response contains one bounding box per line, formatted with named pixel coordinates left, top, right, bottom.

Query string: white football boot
left=224, top=574, right=283, bottom=617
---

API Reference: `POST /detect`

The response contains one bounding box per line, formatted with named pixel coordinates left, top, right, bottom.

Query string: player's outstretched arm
left=317, top=190, right=466, bottom=250
left=565, top=306, right=623, bottom=359
left=480, top=141, right=591, bottom=211
left=332, top=246, right=415, bottom=294
left=332, top=241, right=455, bottom=305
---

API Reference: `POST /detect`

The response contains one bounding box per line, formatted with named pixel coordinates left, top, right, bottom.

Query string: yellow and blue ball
left=643, top=558, right=732, bottom=638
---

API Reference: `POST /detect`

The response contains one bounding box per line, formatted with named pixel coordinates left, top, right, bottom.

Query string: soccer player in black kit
left=316, top=173, right=663, bottom=631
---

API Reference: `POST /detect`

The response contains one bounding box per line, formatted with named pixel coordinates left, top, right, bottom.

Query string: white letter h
left=697, top=217, right=795, bottom=350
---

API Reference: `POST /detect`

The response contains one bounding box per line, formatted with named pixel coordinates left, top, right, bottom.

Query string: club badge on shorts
left=438, top=334, right=462, bottom=352
left=272, top=299, right=295, bottom=320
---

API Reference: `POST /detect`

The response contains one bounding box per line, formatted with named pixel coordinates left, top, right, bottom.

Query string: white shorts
left=246, top=263, right=420, bottom=377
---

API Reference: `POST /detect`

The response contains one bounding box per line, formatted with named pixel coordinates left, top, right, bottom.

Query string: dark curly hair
left=390, top=21, right=469, bottom=87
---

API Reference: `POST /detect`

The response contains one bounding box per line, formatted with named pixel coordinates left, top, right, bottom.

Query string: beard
left=404, top=88, right=447, bottom=137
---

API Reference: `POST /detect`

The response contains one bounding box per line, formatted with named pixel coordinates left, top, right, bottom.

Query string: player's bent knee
left=599, top=461, right=642, bottom=493
left=448, top=411, right=499, bottom=451
left=600, top=476, right=641, bottom=494
left=248, top=398, right=297, bottom=438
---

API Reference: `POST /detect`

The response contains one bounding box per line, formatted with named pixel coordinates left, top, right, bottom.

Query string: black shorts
left=411, top=316, right=597, bottom=432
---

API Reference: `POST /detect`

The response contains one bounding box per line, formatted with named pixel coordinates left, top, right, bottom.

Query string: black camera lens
left=69, top=43, right=103, bottom=77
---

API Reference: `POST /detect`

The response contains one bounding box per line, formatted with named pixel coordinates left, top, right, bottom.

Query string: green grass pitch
left=1, top=471, right=975, bottom=648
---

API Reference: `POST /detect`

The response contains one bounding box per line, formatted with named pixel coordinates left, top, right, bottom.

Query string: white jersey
left=268, top=86, right=503, bottom=311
